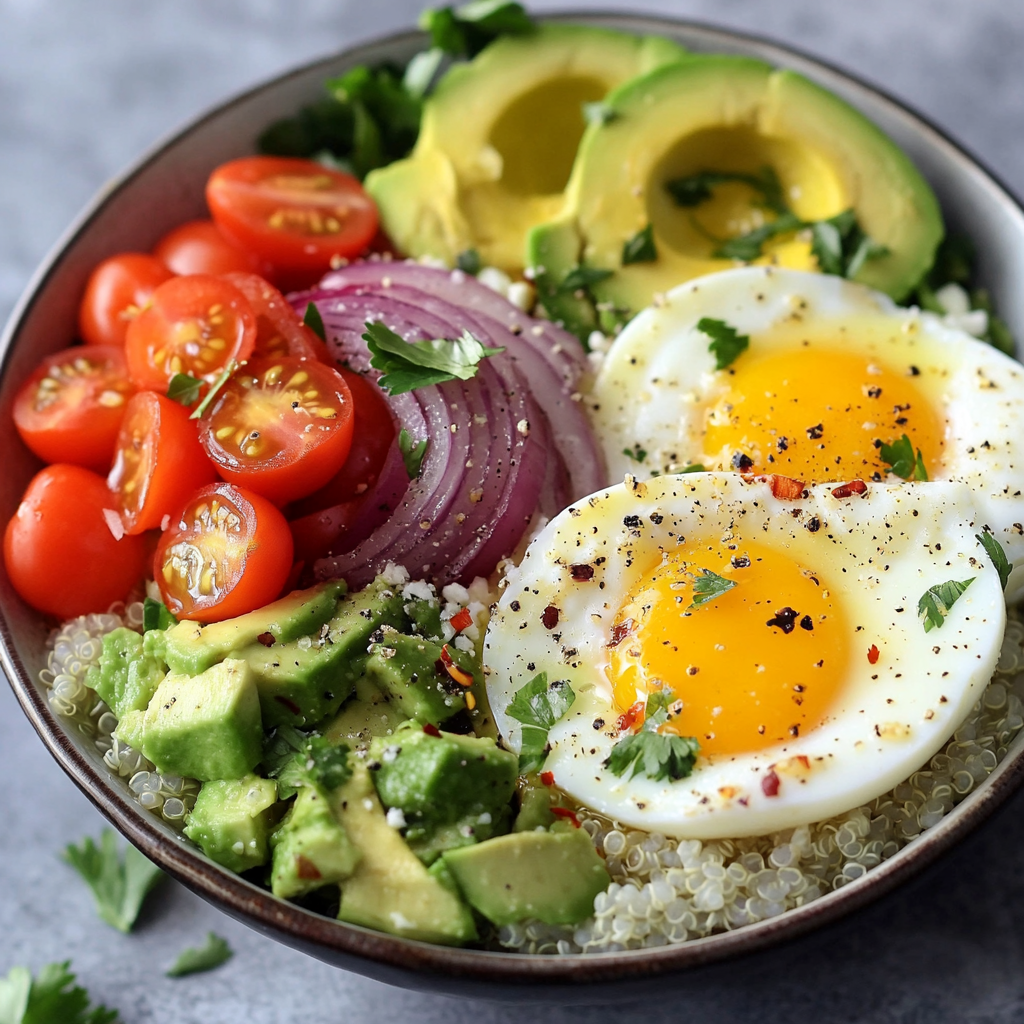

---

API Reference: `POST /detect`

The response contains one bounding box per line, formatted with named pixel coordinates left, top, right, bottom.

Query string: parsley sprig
left=879, top=434, right=928, bottom=481
left=0, top=962, right=119, bottom=1024
left=142, top=597, right=177, bottom=633
left=689, top=568, right=738, bottom=609
left=166, top=933, right=233, bottom=978
left=977, top=530, right=1011, bottom=591
left=622, top=224, right=657, bottom=265
left=604, top=689, right=700, bottom=782
left=918, top=578, right=975, bottom=633
left=264, top=729, right=352, bottom=801
left=399, top=428, right=429, bottom=479
left=698, top=317, right=750, bottom=370
left=506, top=672, right=576, bottom=774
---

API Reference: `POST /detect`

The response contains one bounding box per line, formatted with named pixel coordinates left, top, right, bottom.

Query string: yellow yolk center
left=701, top=343, right=944, bottom=483
left=608, top=540, right=851, bottom=757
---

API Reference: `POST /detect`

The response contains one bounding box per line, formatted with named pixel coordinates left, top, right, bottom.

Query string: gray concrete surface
left=4, top=1, right=1024, bottom=1020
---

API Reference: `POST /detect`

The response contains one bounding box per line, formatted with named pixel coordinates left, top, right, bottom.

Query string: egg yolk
left=608, top=539, right=851, bottom=757
left=701, top=340, right=945, bottom=483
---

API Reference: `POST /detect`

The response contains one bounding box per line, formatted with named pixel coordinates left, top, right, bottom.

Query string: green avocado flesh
left=183, top=774, right=278, bottom=873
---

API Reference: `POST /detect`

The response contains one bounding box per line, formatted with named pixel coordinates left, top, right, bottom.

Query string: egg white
left=590, top=267, right=1024, bottom=601
left=484, top=473, right=1005, bottom=839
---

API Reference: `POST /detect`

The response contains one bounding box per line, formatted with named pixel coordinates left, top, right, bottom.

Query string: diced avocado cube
left=160, top=581, right=347, bottom=676
left=514, top=780, right=557, bottom=832
left=362, top=632, right=470, bottom=724
left=404, top=595, right=443, bottom=639
left=113, top=708, right=146, bottom=750
left=270, top=784, right=361, bottom=900
left=324, top=676, right=410, bottom=753
left=85, top=627, right=165, bottom=719
left=238, top=580, right=407, bottom=730
left=332, top=764, right=477, bottom=945
left=442, top=826, right=610, bottom=926
left=184, top=774, right=279, bottom=873
left=140, top=659, right=263, bottom=782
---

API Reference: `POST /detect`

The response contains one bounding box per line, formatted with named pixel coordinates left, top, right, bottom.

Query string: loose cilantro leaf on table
left=507, top=672, right=576, bottom=774
left=303, top=302, right=327, bottom=342
left=364, top=320, right=505, bottom=395
left=697, top=317, right=749, bottom=370
left=166, top=373, right=202, bottom=407
left=918, top=578, right=975, bottom=633
left=62, top=830, right=163, bottom=934
left=0, top=962, right=119, bottom=1024
left=166, top=933, right=234, bottom=978
left=622, top=224, right=657, bottom=265
left=977, top=530, right=1012, bottom=591
left=689, top=568, right=738, bottom=609
left=142, top=597, right=177, bottom=633
left=399, top=428, right=429, bottom=479
left=878, top=433, right=928, bottom=481
left=421, top=1, right=534, bottom=58
left=605, top=689, right=700, bottom=782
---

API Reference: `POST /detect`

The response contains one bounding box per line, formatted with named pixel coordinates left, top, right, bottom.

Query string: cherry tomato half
left=107, top=391, right=218, bottom=535
left=78, top=253, right=175, bottom=347
left=198, top=356, right=354, bottom=506
left=206, top=157, right=378, bottom=280
left=4, top=464, right=149, bottom=619
left=154, top=481, right=294, bottom=622
left=154, top=219, right=260, bottom=277
left=13, top=345, right=135, bottom=472
left=124, top=274, right=257, bottom=392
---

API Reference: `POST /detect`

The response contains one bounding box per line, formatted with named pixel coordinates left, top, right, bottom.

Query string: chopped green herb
left=666, top=166, right=787, bottom=214
left=166, top=933, right=234, bottom=978
left=142, top=597, right=177, bottom=633
left=506, top=672, right=576, bottom=774
left=271, top=734, right=352, bottom=800
left=715, top=211, right=803, bottom=262
left=455, top=248, right=482, bottom=275
left=402, top=47, right=446, bottom=98
left=622, top=224, right=657, bottom=265
left=689, top=568, right=737, bottom=610
left=0, top=962, right=119, bottom=1024
left=189, top=360, right=236, bottom=421
left=878, top=433, right=928, bottom=481
left=303, top=302, right=327, bottom=342
left=977, top=531, right=1011, bottom=591
left=62, top=830, right=163, bottom=934
left=363, top=320, right=505, bottom=395
left=559, top=265, right=613, bottom=293
left=604, top=688, right=699, bottom=782
left=166, top=373, right=202, bottom=408
left=420, top=1, right=534, bottom=59
left=399, top=428, right=429, bottom=478
left=679, top=463, right=706, bottom=474
left=622, top=444, right=647, bottom=464
left=261, top=724, right=308, bottom=796
left=809, top=208, right=889, bottom=278
left=697, top=316, right=750, bottom=371
left=918, top=578, right=975, bottom=633
left=582, top=101, right=618, bottom=126
left=930, top=233, right=975, bottom=287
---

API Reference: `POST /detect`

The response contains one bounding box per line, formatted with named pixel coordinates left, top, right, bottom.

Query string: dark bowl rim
left=3, top=6, right=1024, bottom=991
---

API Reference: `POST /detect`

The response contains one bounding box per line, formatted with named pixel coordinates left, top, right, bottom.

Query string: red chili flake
left=296, top=855, right=323, bottom=881
left=422, top=723, right=442, bottom=737
left=256, top=631, right=276, bottom=647
left=439, top=644, right=474, bottom=687
left=617, top=701, right=646, bottom=732
left=570, top=563, right=595, bottom=581
left=796, top=755, right=810, bottom=770
left=449, top=607, right=472, bottom=633
left=831, top=479, right=868, bottom=499
left=540, top=771, right=555, bottom=786
left=542, top=605, right=559, bottom=629
left=607, top=618, right=635, bottom=648
left=867, top=644, right=880, bottom=665
left=550, top=807, right=581, bottom=828
left=274, top=695, right=301, bottom=715
left=762, top=769, right=780, bottom=797
left=768, top=475, right=805, bottom=500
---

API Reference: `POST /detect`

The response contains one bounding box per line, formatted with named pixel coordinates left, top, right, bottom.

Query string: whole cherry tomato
left=78, top=253, right=174, bottom=347
left=153, top=219, right=260, bottom=277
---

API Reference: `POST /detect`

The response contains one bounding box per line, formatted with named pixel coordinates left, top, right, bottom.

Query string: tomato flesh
left=199, top=356, right=354, bottom=506
left=78, top=253, right=175, bottom=347
left=154, top=219, right=261, bottom=277
left=13, top=345, right=135, bottom=472
left=124, top=274, right=257, bottom=392
left=4, top=464, right=149, bottom=619
left=154, top=482, right=293, bottom=622
left=108, top=391, right=218, bottom=534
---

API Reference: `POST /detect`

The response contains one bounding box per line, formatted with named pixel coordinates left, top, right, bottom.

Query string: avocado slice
left=332, top=764, right=478, bottom=945
left=365, top=23, right=685, bottom=271
left=85, top=626, right=165, bottom=719
left=324, top=676, right=410, bottom=753
left=443, top=824, right=610, bottom=926
left=534, top=55, right=942, bottom=314
left=183, top=774, right=279, bottom=873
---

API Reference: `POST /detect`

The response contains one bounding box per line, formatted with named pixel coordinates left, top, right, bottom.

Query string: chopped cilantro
left=679, top=463, right=705, bottom=474
left=622, top=224, right=657, bottom=265
left=364, top=320, right=505, bottom=395
left=506, top=672, right=576, bottom=774
left=303, top=302, right=327, bottom=342
left=582, top=101, right=618, bottom=126
left=810, top=208, right=889, bottom=278
left=402, top=48, right=446, bottom=98
left=420, top=1, right=534, bottom=59
left=166, top=373, right=202, bottom=408
left=559, top=265, right=613, bottom=293
left=399, top=428, right=429, bottom=479
left=604, top=688, right=699, bottom=782
left=622, top=444, right=647, bottom=464
left=715, top=211, right=803, bottom=262
left=878, top=434, right=928, bottom=481
left=0, top=962, right=119, bottom=1024
left=689, top=568, right=737, bottom=610
left=267, top=732, right=351, bottom=800
left=455, top=248, right=482, bottom=275
left=142, top=597, right=177, bottom=633
left=166, top=933, right=233, bottom=978
left=697, top=317, right=749, bottom=371
left=189, top=360, right=236, bottom=421
left=62, top=830, right=163, bottom=934
left=918, top=578, right=975, bottom=633
left=666, top=166, right=787, bottom=214
left=977, top=530, right=1011, bottom=591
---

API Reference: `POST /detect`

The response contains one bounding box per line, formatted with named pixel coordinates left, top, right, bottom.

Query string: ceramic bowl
left=3, top=11, right=1024, bottom=1000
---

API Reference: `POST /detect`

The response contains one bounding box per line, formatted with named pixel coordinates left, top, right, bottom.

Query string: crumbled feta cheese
left=478, top=266, right=512, bottom=296
left=441, top=583, right=470, bottom=605
left=935, top=282, right=971, bottom=316
left=402, top=579, right=435, bottom=602
left=945, top=309, right=989, bottom=338
left=381, top=562, right=411, bottom=586
left=385, top=806, right=407, bottom=828
left=507, top=280, right=535, bottom=311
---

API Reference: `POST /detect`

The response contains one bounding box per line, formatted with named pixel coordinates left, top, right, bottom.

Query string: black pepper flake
left=789, top=724, right=800, bottom=737
left=570, top=563, right=595, bottom=581
left=510, top=600, right=521, bottom=612
left=766, top=607, right=800, bottom=634
left=593, top=718, right=605, bottom=730
left=800, top=615, right=814, bottom=631
left=650, top=512, right=664, bottom=524
left=607, top=619, right=635, bottom=647
left=867, top=386, right=882, bottom=398
left=542, top=605, right=559, bottom=629
left=731, top=555, right=751, bottom=568
left=777, top=436, right=789, bottom=451
left=805, top=516, right=821, bottom=533
left=806, top=423, right=824, bottom=440
left=732, top=452, right=754, bottom=471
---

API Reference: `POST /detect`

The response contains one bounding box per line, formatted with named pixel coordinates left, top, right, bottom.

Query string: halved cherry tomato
left=13, top=345, right=135, bottom=471
left=206, top=157, right=378, bottom=281
left=198, top=356, right=354, bottom=506
left=4, top=464, right=149, bottom=619
left=107, top=391, right=218, bottom=535
left=154, top=481, right=293, bottom=621
left=124, top=274, right=257, bottom=392
left=222, top=272, right=331, bottom=363
left=153, top=219, right=260, bottom=277
left=78, top=253, right=175, bottom=347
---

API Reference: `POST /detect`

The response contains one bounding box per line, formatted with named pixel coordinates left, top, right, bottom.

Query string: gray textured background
left=5, top=1, right=1024, bottom=1021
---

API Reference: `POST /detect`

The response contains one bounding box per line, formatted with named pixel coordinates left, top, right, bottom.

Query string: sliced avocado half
left=531, top=55, right=943, bottom=315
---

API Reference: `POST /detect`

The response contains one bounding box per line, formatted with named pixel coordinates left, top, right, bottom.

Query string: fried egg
left=484, top=473, right=1004, bottom=838
left=590, top=267, right=1024, bottom=599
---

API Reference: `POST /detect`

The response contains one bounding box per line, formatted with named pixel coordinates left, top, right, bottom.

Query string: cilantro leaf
left=506, top=672, right=575, bottom=774
left=364, top=321, right=505, bottom=396
left=142, top=597, right=177, bottom=633
left=582, top=101, right=618, bottom=126
left=455, top=248, right=482, bottom=275
left=604, top=688, right=699, bottom=782
left=166, top=373, right=202, bottom=407
left=666, top=166, right=787, bottom=214
left=622, top=444, right=647, bottom=464
left=810, top=208, right=889, bottom=279
left=918, top=578, right=975, bottom=633
left=166, top=933, right=233, bottom=978
left=977, top=531, right=1012, bottom=591
left=266, top=731, right=351, bottom=800
left=62, top=830, right=163, bottom=934
left=403, top=47, right=446, bottom=98
left=622, top=224, right=657, bottom=265
left=689, top=568, right=737, bottom=610
left=697, top=317, right=750, bottom=371
left=420, top=1, right=533, bottom=59
left=0, top=962, right=119, bottom=1024
left=714, top=210, right=803, bottom=261
left=879, top=434, right=928, bottom=481
left=559, top=265, right=613, bottom=293
left=189, top=360, right=236, bottom=421
left=398, top=428, right=429, bottom=479
left=303, top=302, right=327, bottom=342
left=679, top=463, right=705, bottom=474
